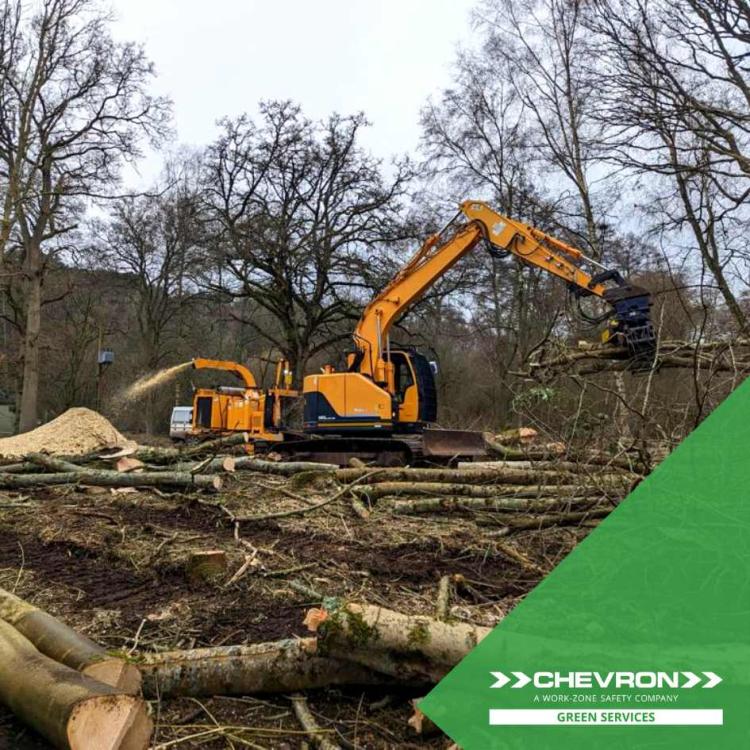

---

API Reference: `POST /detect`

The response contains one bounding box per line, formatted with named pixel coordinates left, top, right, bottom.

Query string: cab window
left=391, top=353, right=414, bottom=403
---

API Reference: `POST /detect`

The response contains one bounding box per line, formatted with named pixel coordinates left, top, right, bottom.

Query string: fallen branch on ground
left=139, top=637, right=391, bottom=698
left=480, top=507, right=612, bottom=532
left=290, top=693, right=341, bottom=750
left=335, top=466, right=630, bottom=486
left=354, top=480, right=625, bottom=502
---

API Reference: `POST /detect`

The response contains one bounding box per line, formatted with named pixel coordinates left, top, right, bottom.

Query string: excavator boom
left=353, top=201, right=654, bottom=390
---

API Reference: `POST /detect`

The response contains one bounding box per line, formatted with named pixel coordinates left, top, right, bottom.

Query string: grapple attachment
left=603, top=284, right=656, bottom=368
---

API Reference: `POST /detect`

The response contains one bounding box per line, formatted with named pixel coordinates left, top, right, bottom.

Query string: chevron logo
left=489, top=671, right=722, bottom=689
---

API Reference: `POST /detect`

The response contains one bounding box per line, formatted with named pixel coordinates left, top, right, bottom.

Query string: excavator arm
left=353, top=200, right=655, bottom=388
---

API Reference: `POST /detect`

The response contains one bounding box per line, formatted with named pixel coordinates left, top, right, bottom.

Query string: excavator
left=188, top=200, right=655, bottom=464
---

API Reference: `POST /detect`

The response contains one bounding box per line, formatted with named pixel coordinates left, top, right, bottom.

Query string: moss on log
left=306, top=602, right=491, bottom=682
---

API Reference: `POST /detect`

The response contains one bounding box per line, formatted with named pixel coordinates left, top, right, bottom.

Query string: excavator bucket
left=421, top=428, right=487, bottom=458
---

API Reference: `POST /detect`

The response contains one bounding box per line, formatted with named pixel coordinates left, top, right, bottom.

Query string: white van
left=169, top=406, right=193, bottom=440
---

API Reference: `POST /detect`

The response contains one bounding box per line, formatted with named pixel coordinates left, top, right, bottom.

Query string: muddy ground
left=0, top=465, right=598, bottom=749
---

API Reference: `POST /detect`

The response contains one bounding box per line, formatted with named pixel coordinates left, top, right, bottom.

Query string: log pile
left=0, top=443, right=336, bottom=492
left=285, top=454, right=639, bottom=534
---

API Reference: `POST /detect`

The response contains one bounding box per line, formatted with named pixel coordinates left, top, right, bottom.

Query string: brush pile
left=516, top=337, right=750, bottom=377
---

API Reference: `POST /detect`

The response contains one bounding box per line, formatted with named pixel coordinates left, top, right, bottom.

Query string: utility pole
left=95, top=325, right=114, bottom=410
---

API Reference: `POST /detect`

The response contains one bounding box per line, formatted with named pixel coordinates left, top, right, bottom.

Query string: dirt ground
left=0, top=464, right=598, bottom=749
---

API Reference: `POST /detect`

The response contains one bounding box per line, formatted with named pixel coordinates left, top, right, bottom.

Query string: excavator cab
left=388, top=349, right=437, bottom=427
left=303, top=348, right=437, bottom=434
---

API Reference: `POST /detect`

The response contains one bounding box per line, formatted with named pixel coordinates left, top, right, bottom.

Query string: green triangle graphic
left=420, top=379, right=750, bottom=748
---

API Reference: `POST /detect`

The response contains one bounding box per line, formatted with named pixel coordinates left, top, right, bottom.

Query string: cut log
left=115, top=458, right=144, bottom=473
left=151, top=456, right=237, bottom=474
left=435, top=576, right=452, bottom=621
left=491, top=427, right=538, bottom=446
left=305, top=602, right=491, bottom=682
left=457, top=460, right=634, bottom=475
left=0, top=470, right=221, bottom=491
left=484, top=438, right=644, bottom=472
left=139, top=637, right=391, bottom=697
left=187, top=550, right=228, bottom=582
left=0, top=587, right=140, bottom=693
left=230, top=456, right=339, bottom=475
left=0, top=620, right=151, bottom=750
left=354, top=480, right=623, bottom=502
left=351, top=497, right=371, bottom=519
left=388, top=495, right=607, bottom=514
left=335, top=466, right=629, bottom=486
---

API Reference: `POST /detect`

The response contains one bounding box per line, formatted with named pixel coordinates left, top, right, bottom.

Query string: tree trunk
left=18, top=253, right=42, bottom=433
left=0, top=587, right=140, bottom=693
left=230, top=456, right=339, bottom=475
left=0, top=620, right=151, bottom=750
left=139, top=637, right=388, bottom=698
left=335, top=466, right=623, bottom=486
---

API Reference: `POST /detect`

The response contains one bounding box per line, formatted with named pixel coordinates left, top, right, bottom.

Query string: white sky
left=110, top=0, right=476, bottom=186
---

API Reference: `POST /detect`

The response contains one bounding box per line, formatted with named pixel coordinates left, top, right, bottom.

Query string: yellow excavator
left=189, top=200, right=655, bottom=464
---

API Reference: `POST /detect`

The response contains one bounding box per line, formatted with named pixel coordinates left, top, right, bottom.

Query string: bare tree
left=0, top=0, right=171, bottom=431
left=587, top=0, right=750, bottom=331
left=95, top=162, right=202, bottom=432
left=202, top=101, right=411, bottom=382
left=473, top=0, right=612, bottom=257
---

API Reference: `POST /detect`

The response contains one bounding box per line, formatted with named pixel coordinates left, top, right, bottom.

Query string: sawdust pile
left=0, top=407, right=132, bottom=458
left=120, top=362, right=192, bottom=403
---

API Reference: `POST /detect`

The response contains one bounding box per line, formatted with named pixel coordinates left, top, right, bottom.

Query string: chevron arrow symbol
left=490, top=672, right=511, bottom=688
left=511, top=671, right=532, bottom=688
left=702, top=671, right=722, bottom=688
left=682, top=671, right=701, bottom=688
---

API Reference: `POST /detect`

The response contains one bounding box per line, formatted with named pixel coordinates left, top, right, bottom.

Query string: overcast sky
left=110, top=0, right=476, bottom=186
